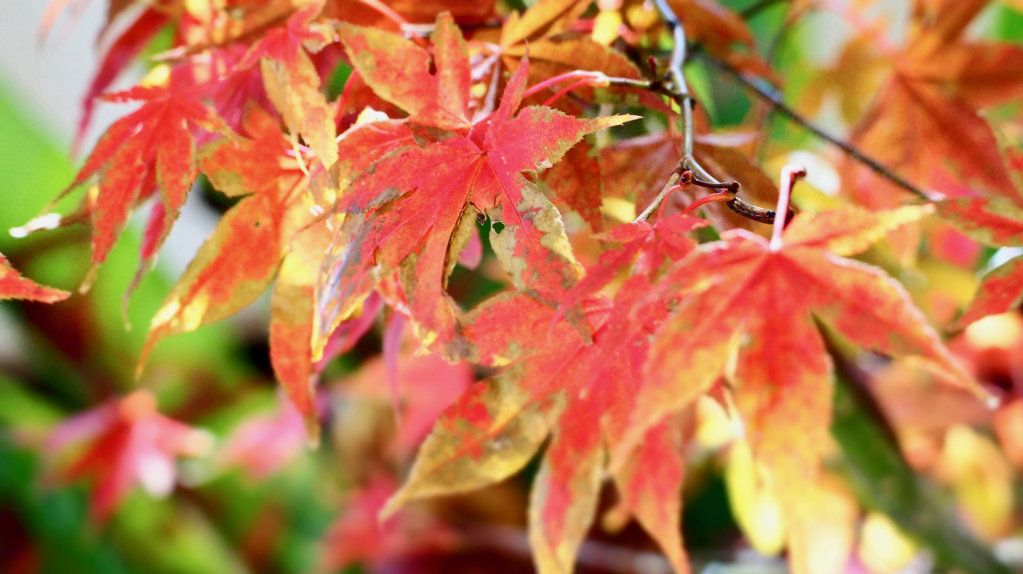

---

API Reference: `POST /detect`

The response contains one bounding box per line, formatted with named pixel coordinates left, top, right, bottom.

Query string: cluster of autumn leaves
left=6, top=0, right=1023, bottom=572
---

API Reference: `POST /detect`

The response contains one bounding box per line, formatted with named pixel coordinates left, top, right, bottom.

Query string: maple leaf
left=270, top=120, right=414, bottom=428
left=243, top=4, right=339, bottom=169
left=499, top=0, right=641, bottom=89
left=46, top=390, right=211, bottom=522
left=0, top=253, right=70, bottom=303
left=845, top=0, right=1023, bottom=207
left=339, top=12, right=473, bottom=131
left=50, top=5, right=337, bottom=300
left=612, top=414, right=692, bottom=574
left=937, top=196, right=1023, bottom=326
left=381, top=274, right=694, bottom=574
left=139, top=191, right=285, bottom=370
left=141, top=105, right=410, bottom=437
left=316, top=33, right=636, bottom=347
left=553, top=213, right=706, bottom=321
left=56, top=86, right=221, bottom=288
left=193, top=107, right=320, bottom=429
left=616, top=204, right=988, bottom=574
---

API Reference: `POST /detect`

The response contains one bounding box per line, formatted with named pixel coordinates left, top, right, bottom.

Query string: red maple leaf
left=239, top=4, right=339, bottom=168
left=339, top=12, right=473, bottom=131
left=554, top=213, right=706, bottom=320
left=845, top=0, right=1023, bottom=206
left=322, top=476, right=457, bottom=572
left=379, top=275, right=691, bottom=573
left=46, top=391, right=210, bottom=522
left=59, top=85, right=221, bottom=288
left=219, top=396, right=310, bottom=479
left=318, top=21, right=635, bottom=345
left=343, top=349, right=474, bottom=458
left=74, top=8, right=169, bottom=153
left=140, top=106, right=412, bottom=439
left=0, top=253, right=69, bottom=303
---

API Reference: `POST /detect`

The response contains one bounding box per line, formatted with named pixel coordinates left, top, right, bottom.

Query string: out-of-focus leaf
left=831, top=372, right=1011, bottom=574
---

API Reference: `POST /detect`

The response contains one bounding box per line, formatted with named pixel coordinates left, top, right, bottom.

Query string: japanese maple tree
left=5, top=0, right=1023, bottom=573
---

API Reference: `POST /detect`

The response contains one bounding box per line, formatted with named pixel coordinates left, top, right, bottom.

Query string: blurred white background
left=1, top=2, right=117, bottom=147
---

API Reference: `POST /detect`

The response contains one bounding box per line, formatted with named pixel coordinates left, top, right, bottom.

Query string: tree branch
left=696, top=51, right=936, bottom=202
left=636, top=0, right=786, bottom=225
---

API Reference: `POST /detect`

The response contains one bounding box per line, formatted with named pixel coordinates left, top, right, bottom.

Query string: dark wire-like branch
left=696, top=51, right=935, bottom=201
left=636, top=0, right=787, bottom=225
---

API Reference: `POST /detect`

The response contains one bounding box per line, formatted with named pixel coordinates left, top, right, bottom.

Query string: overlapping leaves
left=14, top=0, right=1020, bottom=572
left=317, top=16, right=636, bottom=348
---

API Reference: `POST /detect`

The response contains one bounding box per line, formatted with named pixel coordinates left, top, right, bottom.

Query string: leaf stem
left=523, top=71, right=601, bottom=100
left=541, top=77, right=597, bottom=107
left=521, top=70, right=651, bottom=103
left=652, top=0, right=694, bottom=159
left=682, top=190, right=735, bottom=215
left=770, top=163, right=806, bottom=251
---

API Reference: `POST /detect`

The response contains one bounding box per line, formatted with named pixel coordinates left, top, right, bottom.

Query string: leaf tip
left=592, top=114, right=641, bottom=131
left=378, top=489, right=407, bottom=522
left=78, top=264, right=99, bottom=295
left=304, top=416, right=322, bottom=449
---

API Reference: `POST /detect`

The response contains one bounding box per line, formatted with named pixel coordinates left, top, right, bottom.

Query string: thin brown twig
left=750, top=0, right=803, bottom=162
left=635, top=0, right=786, bottom=225
left=696, top=51, right=935, bottom=201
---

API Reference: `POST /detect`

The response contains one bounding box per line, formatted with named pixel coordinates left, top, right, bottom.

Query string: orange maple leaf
left=381, top=277, right=693, bottom=574
left=618, top=204, right=989, bottom=574
left=846, top=0, right=1023, bottom=206
left=61, top=86, right=221, bottom=288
